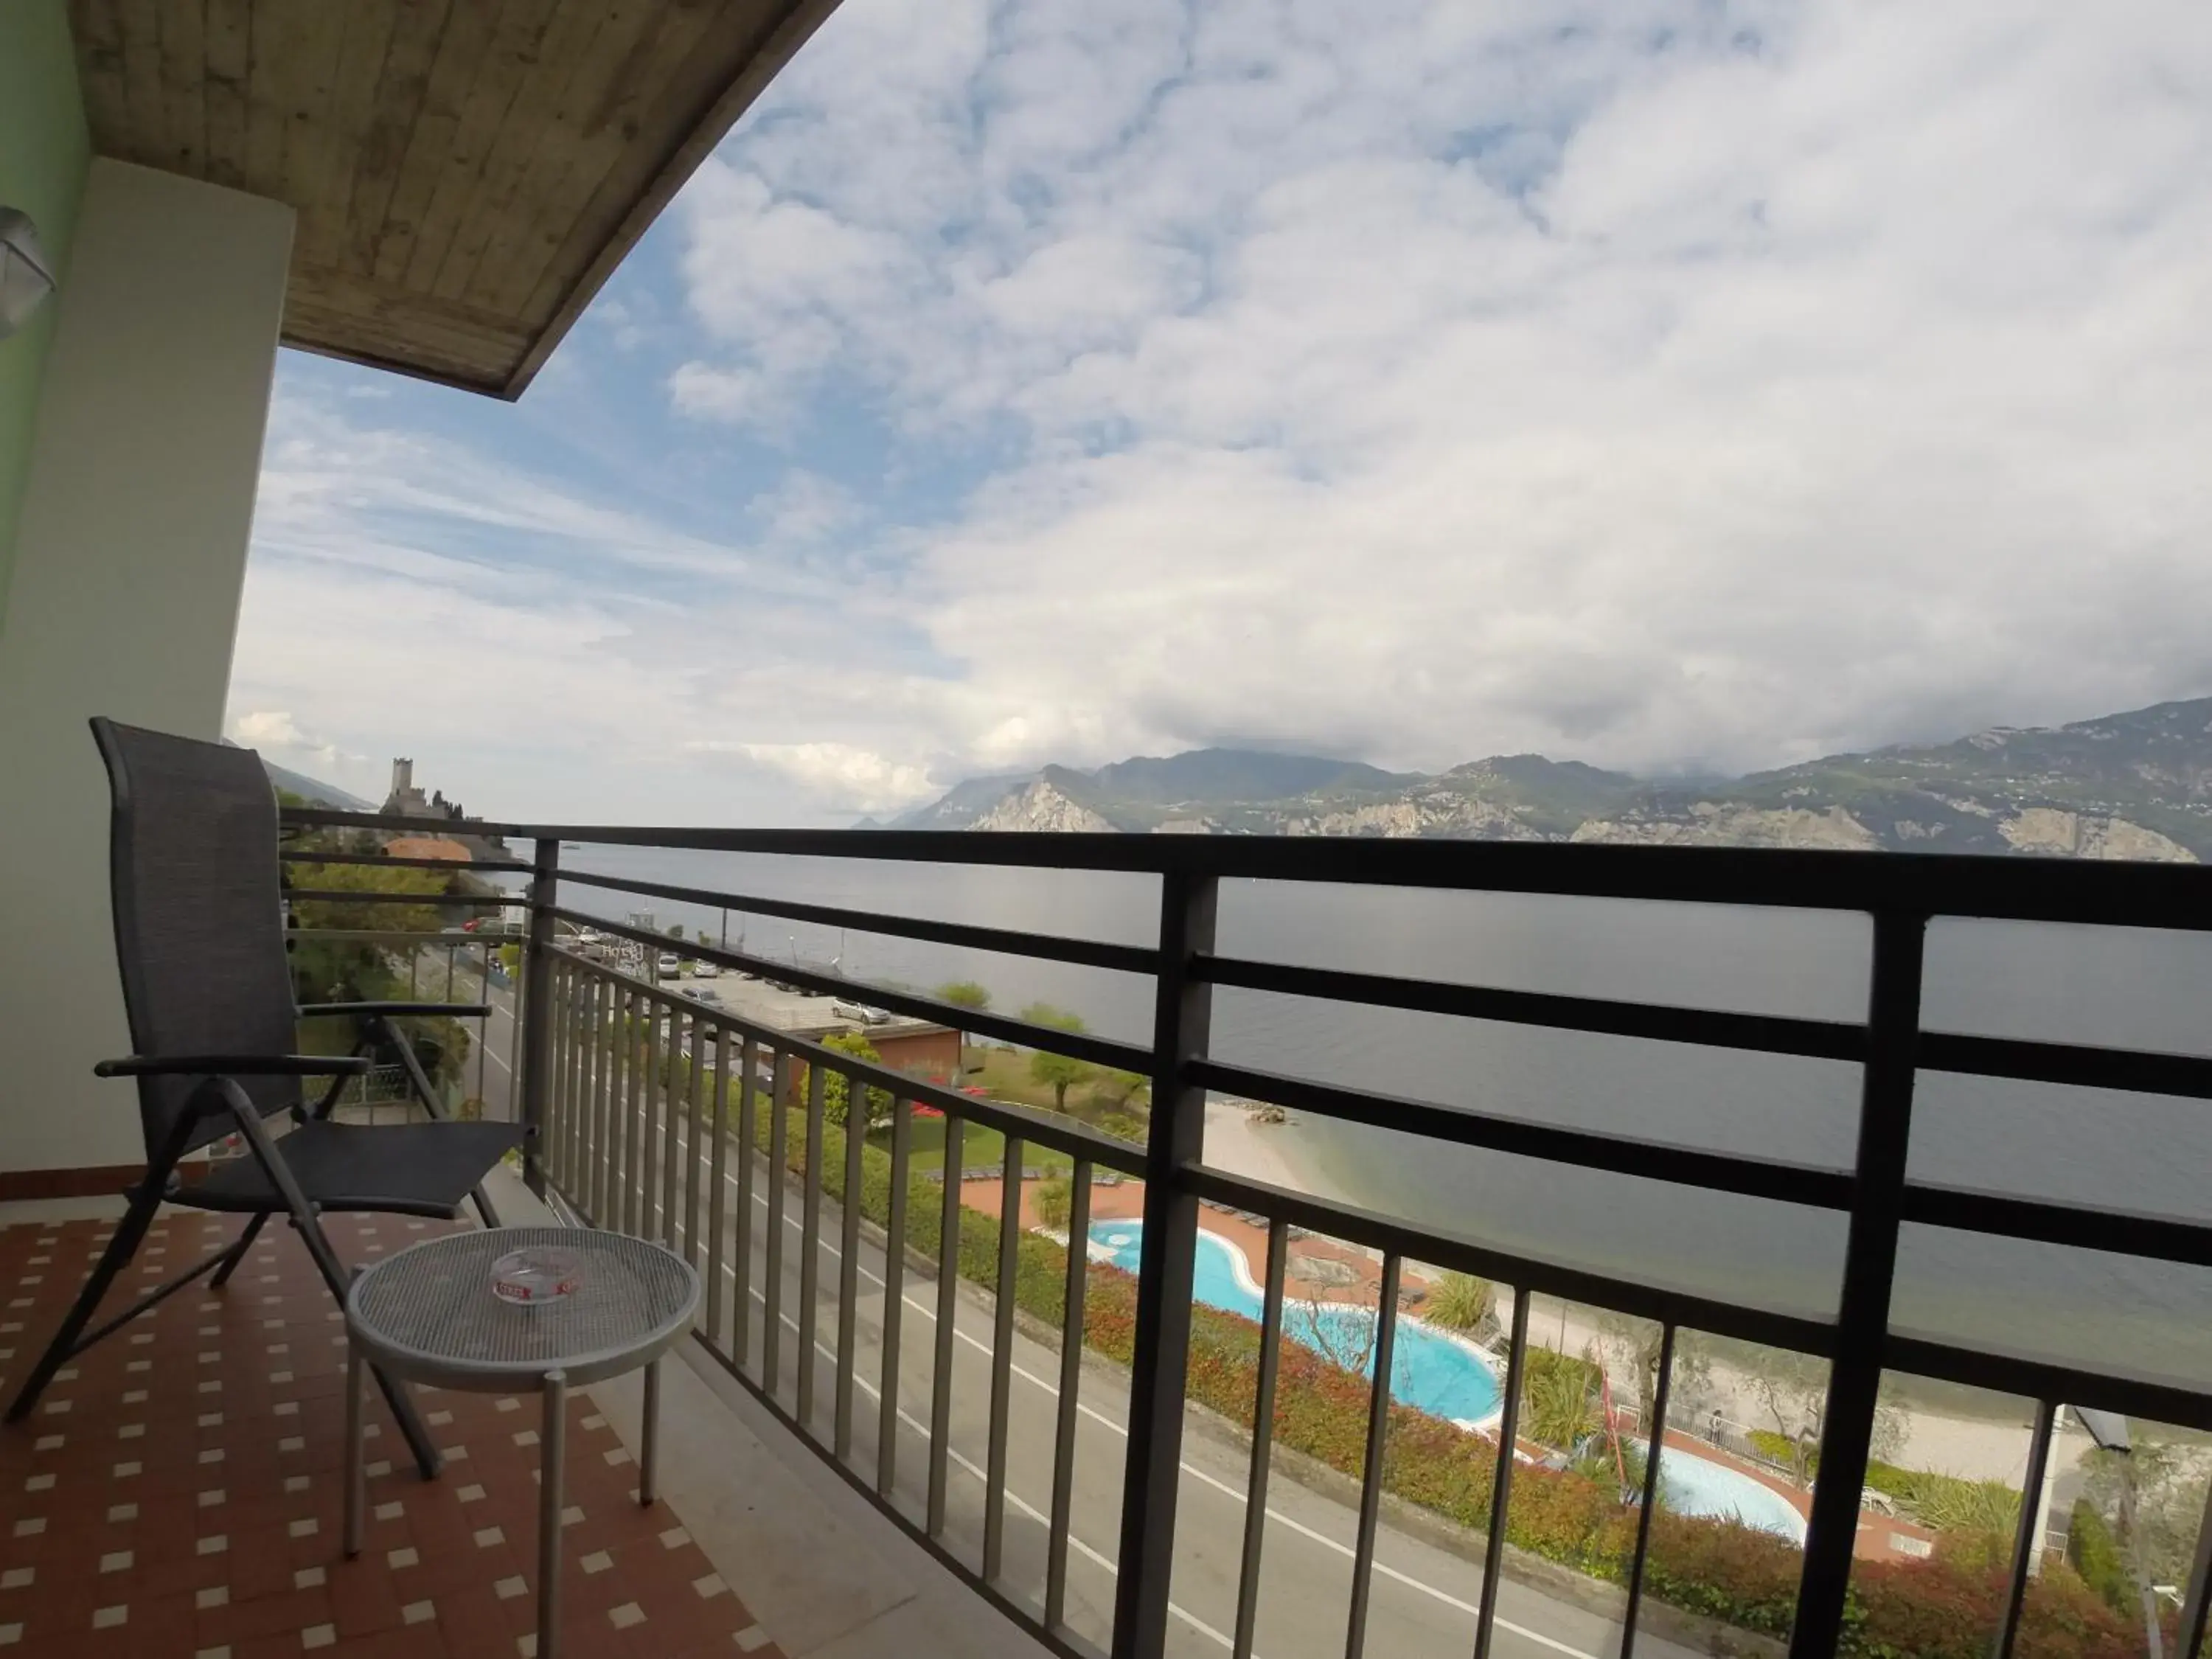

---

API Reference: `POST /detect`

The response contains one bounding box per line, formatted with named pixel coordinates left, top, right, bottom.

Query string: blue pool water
left=1635, top=1439, right=1809, bottom=1543
left=1088, top=1220, right=1503, bottom=1427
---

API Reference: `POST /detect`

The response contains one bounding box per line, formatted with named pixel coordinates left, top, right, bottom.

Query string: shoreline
left=1201, top=1099, right=2076, bottom=1493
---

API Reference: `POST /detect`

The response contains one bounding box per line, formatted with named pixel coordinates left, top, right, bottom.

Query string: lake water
left=545, top=841, right=2212, bottom=1397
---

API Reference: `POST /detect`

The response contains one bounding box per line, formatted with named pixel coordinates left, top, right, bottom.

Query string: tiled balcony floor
left=0, top=1211, right=782, bottom=1658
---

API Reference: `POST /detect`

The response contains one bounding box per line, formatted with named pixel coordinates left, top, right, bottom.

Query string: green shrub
left=1034, top=1174, right=1074, bottom=1231
left=2067, top=1499, right=2134, bottom=1615
left=1424, top=1271, right=1492, bottom=1333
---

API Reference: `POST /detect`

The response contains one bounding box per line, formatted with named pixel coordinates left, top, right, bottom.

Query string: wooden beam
left=370, top=0, right=499, bottom=286
left=201, top=0, right=251, bottom=190
left=464, top=0, right=674, bottom=315
left=70, top=0, right=854, bottom=398
left=297, top=1, right=402, bottom=271
left=430, top=0, right=604, bottom=302
left=154, top=0, right=208, bottom=177
left=400, top=0, right=558, bottom=293
left=347, top=0, right=453, bottom=274
left=504, top=0, right=842, bottom=395
left=114, top=0, right=168, bottom=169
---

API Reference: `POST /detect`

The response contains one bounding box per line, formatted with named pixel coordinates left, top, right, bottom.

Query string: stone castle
left=380, top=758, right=507, bottom=855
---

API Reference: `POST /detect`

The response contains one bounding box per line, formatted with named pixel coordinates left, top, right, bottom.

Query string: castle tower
left=390, top=757, right=413, bottom=799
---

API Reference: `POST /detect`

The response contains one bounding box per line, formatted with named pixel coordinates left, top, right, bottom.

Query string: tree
left=2081, top=1437, right=2207, bottom=1600
left=1289, top=1284, right=1380, bottom=1379
left=1034, top=1174, right=1074, bottom=1231
left=937, top=980, right=991, bottom=1012
left=1596, top=1314, right=1711, bottom=1444
left=1021, top=1002, right=1095, bottom=1112
left=1094, top=1068, right=1150, bottom=1110
left=667, top=922, right=686, bottom=938
left=1424, top=1271, right=1494, bottom=1335
left=285, top=859, right=448, bottom=1004
left=284, top=855, right=472, bottom=1093
left=1522, top=1349, right=1601, bottom=1452
left=936, top=980, right=991, bottom=1071
left=819, top=1030, right=894, bottom=1130
left=2067, top=1498, right=2135, bottom=1614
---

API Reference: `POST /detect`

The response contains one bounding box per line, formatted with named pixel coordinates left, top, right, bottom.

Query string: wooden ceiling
left=70, top=0, right=840, bottom=398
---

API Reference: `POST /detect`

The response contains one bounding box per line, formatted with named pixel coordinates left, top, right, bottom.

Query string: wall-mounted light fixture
left=0, top=209, right=59, bottom=340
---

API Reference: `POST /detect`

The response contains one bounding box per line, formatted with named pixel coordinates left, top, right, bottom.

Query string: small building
left=781, top=1018, right=964, bottom=1106
left=382, top=835, right=473, bottom=864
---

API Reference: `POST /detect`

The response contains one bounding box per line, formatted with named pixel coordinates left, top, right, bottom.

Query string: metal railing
left=279, top=807, right=2212, bottom=1659
left=279, top=925, right=522, bottom=1122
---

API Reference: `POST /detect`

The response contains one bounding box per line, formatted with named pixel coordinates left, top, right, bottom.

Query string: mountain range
left=227, top=742, right=372, bottom=810
left=884, top=695, right=2212, bottom=861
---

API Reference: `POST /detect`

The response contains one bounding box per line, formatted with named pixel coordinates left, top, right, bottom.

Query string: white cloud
left=664, top=0, right=2212, bottom=778
left=233, top=1, right=2212, bottom=827
left=691, top=741, right=938, bottom=813
left=231, top=710, right=311, bottom=748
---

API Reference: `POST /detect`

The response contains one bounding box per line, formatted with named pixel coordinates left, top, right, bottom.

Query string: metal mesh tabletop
left=347, top=1226, right=698, bottom=1386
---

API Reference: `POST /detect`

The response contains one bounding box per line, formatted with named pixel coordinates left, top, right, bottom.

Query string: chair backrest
left=93, top=718, right=302, bottom=1161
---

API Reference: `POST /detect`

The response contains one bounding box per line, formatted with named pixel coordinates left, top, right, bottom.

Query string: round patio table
left=342, top=1226, right=699, bottom=1658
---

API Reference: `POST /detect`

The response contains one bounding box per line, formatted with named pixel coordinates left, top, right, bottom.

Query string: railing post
left=1113, top=868, right=1217, bottom=1659
left=1790, top=911, right=1924, bottom=1659
left=517, top=837, right=561, bottom=1198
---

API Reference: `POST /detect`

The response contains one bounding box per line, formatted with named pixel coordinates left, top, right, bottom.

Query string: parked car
left=692, top=960, right=719, bottom=978
left=656, top=952, right=681, bottom=977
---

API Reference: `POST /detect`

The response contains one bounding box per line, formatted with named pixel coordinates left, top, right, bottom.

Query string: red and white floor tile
left=0, top=1214, right=781, bottom=1658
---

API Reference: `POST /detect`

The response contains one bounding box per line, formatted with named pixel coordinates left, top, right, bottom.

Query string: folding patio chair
left=3, top=718, right=524, bottom=1478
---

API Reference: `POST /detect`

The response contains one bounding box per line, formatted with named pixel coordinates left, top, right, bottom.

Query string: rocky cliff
left=888, top=698, right=2212, bottom=860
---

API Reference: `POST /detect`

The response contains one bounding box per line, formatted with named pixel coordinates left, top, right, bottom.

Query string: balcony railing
left=279, top=807, right=2212, bottom=1659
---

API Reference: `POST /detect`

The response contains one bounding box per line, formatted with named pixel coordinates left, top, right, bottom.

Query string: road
left=540, top=1059, right=1700, bottom=1659
left=399, top=944, right=518, bottom=1124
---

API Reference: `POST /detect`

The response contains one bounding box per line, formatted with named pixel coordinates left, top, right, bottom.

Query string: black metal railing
left=279, top=805, right=2212, bottom=1659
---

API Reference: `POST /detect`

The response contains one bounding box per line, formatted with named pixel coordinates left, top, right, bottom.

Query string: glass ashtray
left=490, top=1245, right=583, bottom=1309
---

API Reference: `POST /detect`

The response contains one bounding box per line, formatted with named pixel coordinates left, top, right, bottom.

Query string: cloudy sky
left=225, top=0, right=2212, bottom=824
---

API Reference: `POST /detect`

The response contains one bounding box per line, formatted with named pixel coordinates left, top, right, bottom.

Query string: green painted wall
left=0, top=0, right=91, bottom=629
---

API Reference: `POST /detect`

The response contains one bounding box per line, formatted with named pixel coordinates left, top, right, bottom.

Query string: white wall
left=0, top=159, right=294, bottom=1175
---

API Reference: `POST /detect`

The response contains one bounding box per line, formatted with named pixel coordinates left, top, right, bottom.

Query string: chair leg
left=299, top=1222, right=444, bottom=1480
left=470, top=1184, right=502, bottom=1228
left=4, top=1183, right=162, bottom=1424
left=209, top=1211, right=269, bottom=1289
left=223, top=1098, right=445, bottom=1481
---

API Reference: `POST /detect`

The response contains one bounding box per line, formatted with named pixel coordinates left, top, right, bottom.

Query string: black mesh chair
left=3, top=718, right=524, bottom=1477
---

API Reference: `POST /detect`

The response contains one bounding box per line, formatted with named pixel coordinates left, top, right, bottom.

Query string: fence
left=280, top=807, right=2212, bottom=1659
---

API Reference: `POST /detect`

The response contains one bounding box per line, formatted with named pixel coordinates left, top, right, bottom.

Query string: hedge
left=663, top=1071, right=2157, bottom=1658
left=1745, top=1431, right=2023, bottom=1533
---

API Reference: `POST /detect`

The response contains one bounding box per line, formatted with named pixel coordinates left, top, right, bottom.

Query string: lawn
left=962, top=1046, right=1063, bottom=1112
left=875, top=1113, right=1074, bottom=1177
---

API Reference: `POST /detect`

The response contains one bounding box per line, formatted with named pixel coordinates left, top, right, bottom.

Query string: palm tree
left=1522, top=1356, right=1600, bottom=1453
left=1424, top=1271, right=1493, bottom=1335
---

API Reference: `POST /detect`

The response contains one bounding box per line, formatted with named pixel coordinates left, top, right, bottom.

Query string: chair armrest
left=95, top=1054, right=373, bottom=1079
left=299, top=1001, right=493, bottom=1019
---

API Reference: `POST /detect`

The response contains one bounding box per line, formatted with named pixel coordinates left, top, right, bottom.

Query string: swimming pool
left=1635, top=1439, right=1808, bottom=1543
left=1088, top=1220, right=1503, bottom=1428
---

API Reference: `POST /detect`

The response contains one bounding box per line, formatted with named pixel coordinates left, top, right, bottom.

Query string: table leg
left=343, top=1341, right=365, bottom=1557
left=539, top=1368, right=567, bottom=1659
left=641, top=1359, right=660, bottom=1506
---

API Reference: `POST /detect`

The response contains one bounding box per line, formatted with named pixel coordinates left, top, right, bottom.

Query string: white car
left=656, top=952, right=681, bottom=978
left=692, top=960, right=719, bottom=978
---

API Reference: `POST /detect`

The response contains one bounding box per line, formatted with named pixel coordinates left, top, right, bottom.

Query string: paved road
left=397, top=945, right=518, bottom=1124
left=547, top=1073, right=1697, bottom=1659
